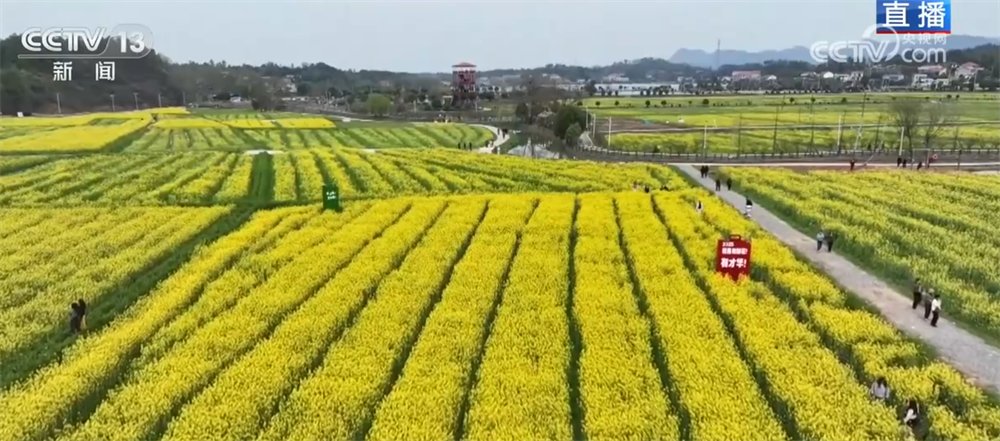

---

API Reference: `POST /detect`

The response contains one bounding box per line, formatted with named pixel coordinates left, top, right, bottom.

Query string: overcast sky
left=2, top=1, right=997, bottom=72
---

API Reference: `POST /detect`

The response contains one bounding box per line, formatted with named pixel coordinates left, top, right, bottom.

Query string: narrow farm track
left=677, top=164, right=1000, bottom=394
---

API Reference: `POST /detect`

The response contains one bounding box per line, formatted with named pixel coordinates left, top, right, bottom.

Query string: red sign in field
left=716, top=234, right=752, bottom=281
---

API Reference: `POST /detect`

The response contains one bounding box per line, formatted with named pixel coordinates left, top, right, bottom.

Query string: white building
left=953, top=62, right=981, bottom=80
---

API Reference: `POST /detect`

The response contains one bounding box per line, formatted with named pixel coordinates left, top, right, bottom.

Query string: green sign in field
left=323, top=184, right=341, bottom=211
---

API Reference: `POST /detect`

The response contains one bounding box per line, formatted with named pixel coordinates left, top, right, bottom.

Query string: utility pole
left=110, top=94, right=116, bottom=112
left=702, top=123, right=708, bottom=157
left=607, top=117, right=612, bottom=148
left=133, top=92, right=139, bottom=110
left=854, top=91, right=868, bottom=151
left=158, top=93, right=162, bottom=108
left=770, top=105, right=780, bottom=154
left=182, top=91, right=186, bottom=106
left=56, top=93, right=62, bottom=114
left=736, top=114, right=743, bottom=157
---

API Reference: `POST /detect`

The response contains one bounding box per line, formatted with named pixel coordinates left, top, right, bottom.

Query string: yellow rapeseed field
left=722, top=167, right=1000, bottom=337
left=3, top=188, right=998, bottom=441
left=1, top=109, right=997, bottom=441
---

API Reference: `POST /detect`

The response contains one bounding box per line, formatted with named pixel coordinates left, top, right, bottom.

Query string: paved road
left=474, top=125, right=512, bottom=154
left=676, top=164, right=1000, bottom=393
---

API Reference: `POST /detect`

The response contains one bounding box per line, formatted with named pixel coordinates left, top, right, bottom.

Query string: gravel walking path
left=677, top=164, right=1000, bottom=393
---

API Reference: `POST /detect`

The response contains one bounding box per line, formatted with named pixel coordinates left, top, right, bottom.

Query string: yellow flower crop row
left=333, top=150, right=395, bottom=198
left=213, top=154, right=254, bottom=202
left=366, top=196, right=535, bottom=441
left=1, top=118, right=150, bottom=152
left=259, top=198, right=484, bottom=441
left=272, top=154, right=299, bottom=202
left=0, top=206, right=290, bottom=441
left=656, top=193, right=901, bottom=440
left=153, top=118, right=227, bottom=129
left=312, top=149, right=359, bottom=199
left=723, top=167, right=1000, bottom=335
left=684, top=188, right=1000, bottom=440
left=224, top=119, right=276, bottom=129
left=615, top=192, right=787, bottom=441
left=571, top=193, right=680, bottom=440
left=63, top=201, right=413, bottom=441
left=0, top=152, right=249, bottom=206
left=362, top=150, right=428, bottom=193
left=164, top=199, right=450, bottom=441
left=464, top=195, right=576, bottom=441
left=0, top=207, right=228, bottom=363
left=131, top=206, right=366, bottom=369
left=275, top=118, right=336, bottom=129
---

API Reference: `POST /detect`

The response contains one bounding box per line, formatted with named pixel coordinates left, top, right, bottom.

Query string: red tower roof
left=452, top=62, right=476, bottom=68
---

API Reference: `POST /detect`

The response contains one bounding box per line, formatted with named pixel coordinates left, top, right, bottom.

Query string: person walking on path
left=715, top=178, right=722, bottom=192
left=923, top=289, right=935, bottom=320
left=917, top=161, right=924, bottom=171
left=824, top=231, right=835, bottom=252
left=816, top=231, right=826, bottom=251
left=744, top=198, right=753, bottom=218
left=869, top=377, right=890, bottom=401
left=897, top=156, right=903, bottom=167
left=726, top=177, right=732, bottom=191
left=912, top=279, right=924, bottom=310
left=850, top=159, right=856, bottom=171
left=903, top=158, right=909, bottom=168
left=931, top=294, right=942, bottom=327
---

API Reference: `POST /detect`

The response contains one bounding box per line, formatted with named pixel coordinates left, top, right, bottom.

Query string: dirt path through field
left=677, top=164, right=1000, bottom=393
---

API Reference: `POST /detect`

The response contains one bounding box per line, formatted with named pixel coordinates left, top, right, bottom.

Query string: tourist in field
left=660, top=185, right=668, bottom=191
left=632, top=181, right=639, bottom=192
left=77, top=299, right=87, bottom=331
left=715, top=178, right=722, bottom=192
left=931, top=294, right=942, bottom=327
left=69, top=302, right=82, bottom=333
left=903, top=400, right=921, bottom=433
left=923, top=289, right=935, bottom=320
left=825, top=232, right=835, bottom=252
left=869, top=377, right=891, bottom=401
left=726, top=177, right=732, bottom=191
left=849, top=159, right=856, bottom=171
left=912, top=279, right=924, bottom=309
left=696, top=200, right=703, bottom=214
left=816, top=231, right=826, bottom=251
left=644, top=185, right=650, bottom=194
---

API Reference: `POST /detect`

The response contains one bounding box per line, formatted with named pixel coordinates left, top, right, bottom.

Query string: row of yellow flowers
left=463, top=195, right=577, bottom=440
left=681, top=187, right=1000, bottom=440
left=0, top=205, right=281, bottom=441
left=0, top=207, right=228, bottom=365
left=571, top=194, right=680, bottom=440
left=723, top=167, right=1000, bottom=337
left=311, top=149, right=360, bottom=199
left=130, top=208, right=362, bottom=369
left=163, top=199, right=458, bottom=441
left=656, top=192, right=903, bottom=440
left=0, top=152, right=254, bottom=206
left=259, top=198, right=486, bottom=441
left=365, top=196, right=535, bottom=441
left=1, top=118, right=150, bottom=152
left=62, top=202, right=414, bottom=441
left=615, top=192, right=787, bottom=440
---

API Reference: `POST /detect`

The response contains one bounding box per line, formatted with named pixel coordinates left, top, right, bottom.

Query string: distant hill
left=670, top=35, right=1000, bottom=67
